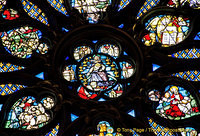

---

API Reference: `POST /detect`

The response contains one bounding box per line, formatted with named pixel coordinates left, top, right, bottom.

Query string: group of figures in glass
left=63, top=43, right=135, bottom=100
left=149, top=85, right=200, bottom=120
left=0, top=0, right=199, bottom=135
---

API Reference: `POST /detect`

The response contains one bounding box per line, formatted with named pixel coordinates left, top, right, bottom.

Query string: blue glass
left=170, top=48, right=200, bottom=59
left=194, top=32, right=200, bottom=40
left=137, top=0, right=160, bottom=19
left=172, top=70, right=200, bottom=81
left=20, top=0, right=49, bottom=25
left=0, top=62, right=25, bottom=72
left=0, top=84, right=26, bottom=96
left=118, top=0, right=131, bottom=11
left=47, top=0, right=68, bottom=16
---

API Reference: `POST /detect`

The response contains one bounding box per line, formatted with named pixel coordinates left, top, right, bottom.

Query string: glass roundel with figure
left=0, top=0, right=200, bottom=135
left=51, top=25, right=143, bottom=102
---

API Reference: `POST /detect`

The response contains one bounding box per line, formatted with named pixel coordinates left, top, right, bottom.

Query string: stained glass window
left=149, top=85, right=200, bottom=120
left=4, top=96, right=55, bottom=129
left=0, top=62, right=25, bottom=72
left=167, top=0, right=200, bottom=9
left=137, top=0, right=160, bottom=19
left=148, top=117, right=175, bottom=136
left=60, top=38, right=138, bottom=101
left=47, top=0, right=68, bottom=16
left=45, top=124, right=59, bottom=136
left=0, top=0, right=200, bottom=135
left=1, top=26, right=48, bottom=58
left=20, top=0, right=49, bottom=25
left=169, top=48, right=200, bottom=59
left=0, top=84, right=26, bottom=96
left=2, top=8, right=19, bottom=20
left=142, top=15, right=190, bottom=47
left=89, top=121, right=123, bottom=136
left=118, top=0, right=131, bottom=11
left=172, top=70, right=200, bottom=81
left=70, top=0, right=111, bottom=23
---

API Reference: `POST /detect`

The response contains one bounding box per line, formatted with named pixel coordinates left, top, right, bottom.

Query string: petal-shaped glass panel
left=0, top=84, right=26, bottom=96
left=70, top=0, right=111, bottom=23
left=1, top=26, right=47, bottom=58
left=155, top=85, right=200, bottom=120
left=148, top=117, right=175, bottom=136
left=172, top=70, right=200, bottom=81
left=73, top=46, right=93, bottom=61
left=142, top=15, right=190, bottom=47
left=98, top=43, right=120, bottom=59
left=2, top=9, right=19, bottom=20
left=0, top=0, right=6, bottom=10
left=20, top=0, right=49, bottom=26
left=137, top=0, right=160, bottom=19
left=118, top=0, right=131, bottom=11
left=4, top=96, right=54, bottom=130
left=47, top=0, right=68, bottom=16
left=104, top=83, right=123, bottom=98
left=77, top=86, right=98, bottom=100
left=119, top=61, right=135, bottom=79
left=0, top=62, right=25, bottom=72
left=169, top=48, right=200, bottom=59
left=63, top=65, right=76, bottom=82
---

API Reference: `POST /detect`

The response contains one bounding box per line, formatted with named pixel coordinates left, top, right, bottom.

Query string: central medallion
left=78, top=54, right=119, bottom=92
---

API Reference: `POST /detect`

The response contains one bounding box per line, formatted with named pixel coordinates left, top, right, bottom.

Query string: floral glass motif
left=0, top=84, right=26, bottom=96
left=118, top=0, right=131, bottom=11
left=169, top=48, right=200, bottom=59
left=142, top=15, right=190, bottom=47
left=167, top=0, right=200, bottom=9
left=63, top=43, right=136, bottom=101
left=149, top=85, right=200, bottom=120
left=172, top=70, right=200, bottom=81
left=0, top=0, right=6, bottom=11
left=70, top=0, right=111, bottom=23
left=1, top=26, right=48, bottom=58
left=89, top=121, right=123, bottom=136
left=4, top=96, right=54, bottom=130
left=47, top=0, right=68, bottom=16
left=0, top=62, right=25, bottom=72
left=20, top=0, right=49, bottom=26
left=148, top=117, right=175, bottom=136
left=45, top=124, right=59, bottom=136
left=137, top=0, right=160, bottom=19
left=2, top=9, right=19, bottom=20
